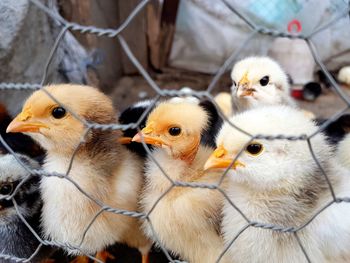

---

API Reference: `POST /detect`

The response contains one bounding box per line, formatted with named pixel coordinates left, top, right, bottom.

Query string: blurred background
left=0, top=0, right=350, bottom=120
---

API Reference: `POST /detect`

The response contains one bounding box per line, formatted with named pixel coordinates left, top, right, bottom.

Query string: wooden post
left=147, top=0, right=180, bottom=70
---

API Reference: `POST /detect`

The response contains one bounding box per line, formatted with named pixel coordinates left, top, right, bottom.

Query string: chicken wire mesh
left=0, top=0, right=350, bottom=262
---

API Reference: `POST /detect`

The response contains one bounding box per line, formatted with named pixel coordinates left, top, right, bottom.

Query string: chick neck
left=154, top=144, right=212, bottom=183
left=231, top=165, right=333, bottom=227
left=168, top=135, right=201, bottom=165
left=45, top=129, right=123, bottom=176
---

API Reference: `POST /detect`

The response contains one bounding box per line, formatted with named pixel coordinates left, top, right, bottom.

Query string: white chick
left=231, top=56, right=296, bottom=113
left=205, top=105, right=350, bottom=263
left=132, top=101, right=230, bottom=263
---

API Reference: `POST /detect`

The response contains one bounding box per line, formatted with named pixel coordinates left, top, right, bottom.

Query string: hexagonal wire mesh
left=0, top=0, right=350, bottom=262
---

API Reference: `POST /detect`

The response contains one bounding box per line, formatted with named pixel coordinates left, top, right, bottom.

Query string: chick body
left=141, top=146, right=227, bottom=263
left=7, top=84, right=151, bottom=258
left=134, top=101, right=229, bottom=263
left=210, top=106, right=350, bottom=262
left=41, top=148, right=148, bottom=255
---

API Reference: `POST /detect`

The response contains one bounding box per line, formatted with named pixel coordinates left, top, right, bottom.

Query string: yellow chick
left=132, top=101, right=230, bottom=263
left=6, top=84, right=151, bottom=263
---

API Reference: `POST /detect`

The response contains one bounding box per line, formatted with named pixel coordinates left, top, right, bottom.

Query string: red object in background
left=291, top=89, right=304, bottom=100
left=288, top=19, right=302, bottom=33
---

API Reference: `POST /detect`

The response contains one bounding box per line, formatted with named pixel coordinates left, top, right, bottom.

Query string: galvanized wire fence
left=0, top=0, right=350, bottom=262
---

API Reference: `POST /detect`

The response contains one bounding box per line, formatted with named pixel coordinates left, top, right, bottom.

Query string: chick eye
left=168, top=127, right=181, bottom=136
left=232, top=80, right=237, bottom=87
left=245, top=143, right=264, bottom=156
left=52, top=107, right=66, bottom=119
left=259, top=76, right=269, bottom=86
left=0, top=183, right=13, bottom=196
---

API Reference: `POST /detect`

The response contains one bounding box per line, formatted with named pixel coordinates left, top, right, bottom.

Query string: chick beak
left=237, top=72, right=254, bottom=98
left=204, top=145, right=245, bottom=171
left=132, top=132, right=168, bottom=147
left=118, top=137, right=133, bottom=144
left=6, top=109, right=48, bottom=133
left=131, top=124, right=168, bottom=147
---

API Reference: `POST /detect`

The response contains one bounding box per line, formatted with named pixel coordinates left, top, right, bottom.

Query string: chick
left=231, top=56, right=296, bottom=113
left=0, top=154, right=51, bottom=262
left=132, top=101, right=229, bottom=263
left=204, top=105, right=350, bottom=263
left=6, top=84, right=151, bottom=262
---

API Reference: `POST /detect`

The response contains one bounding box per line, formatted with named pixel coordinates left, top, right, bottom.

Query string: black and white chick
left=205, top=105, right=350, bottom=262
left=0, top=154, right=51, bottom=262
left=230, top=56, right=296, bottom=113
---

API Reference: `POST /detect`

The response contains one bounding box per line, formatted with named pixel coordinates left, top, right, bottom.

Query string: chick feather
left=209, top=105, right=350, bottom=263
left=7, top=84, right=151, bottom=259
left=133, top=101, right=229, bottom=263
left=336, top=133, right=350, bottom=170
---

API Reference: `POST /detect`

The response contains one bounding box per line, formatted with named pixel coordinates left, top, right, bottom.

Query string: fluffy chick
left=132, top=101, right=229, bottom=263
left=6, top=84, right=151, bottom=262
left=0, top=154, right=51, bottom=262
left=204, top=105, right=350, bottom=263
left=231, top=56, right=296, bottom=113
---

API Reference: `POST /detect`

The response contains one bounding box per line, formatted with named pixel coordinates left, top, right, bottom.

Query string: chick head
left=7, top=84, right=115, bottom=153
left=0, top=154, right=40, bottom=223
left=204, top=105, right=330, bottom=191
left=231, top=56, right=290, bottom=108
left=132, top=101, right=209, bottom=164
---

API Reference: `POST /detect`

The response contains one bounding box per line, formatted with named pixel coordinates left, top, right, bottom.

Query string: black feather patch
left=199, top=100, right=223, bottom=148
left=316, top=114, right=350, bottom=145
left=118, top=102, right=155, bottom=157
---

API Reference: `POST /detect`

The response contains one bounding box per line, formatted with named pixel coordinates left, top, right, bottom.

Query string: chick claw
left=142, top=253, right=150, bottom=263
left=70, top=256, right=90, bottom=263
left=94, top=250, right=115, bottom=263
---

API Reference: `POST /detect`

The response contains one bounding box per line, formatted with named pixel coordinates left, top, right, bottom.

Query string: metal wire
left=0, top=0, right=350, bottom=262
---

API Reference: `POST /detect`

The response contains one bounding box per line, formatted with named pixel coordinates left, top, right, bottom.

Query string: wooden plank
left=147, top=0, right=180, bottom=70
left=58, top=0, right=123, bottom=93
left=118, top=0, right=148, bottom=74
